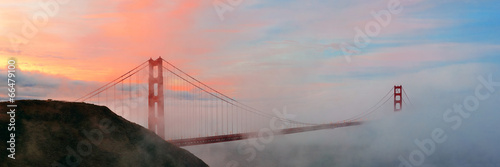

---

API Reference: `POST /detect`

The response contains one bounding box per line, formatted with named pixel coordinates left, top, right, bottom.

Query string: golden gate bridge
left=75, top=57, right=412, bottom=147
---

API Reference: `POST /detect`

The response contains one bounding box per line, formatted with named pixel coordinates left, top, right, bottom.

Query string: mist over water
left=185, top=76, right=500, bottom=166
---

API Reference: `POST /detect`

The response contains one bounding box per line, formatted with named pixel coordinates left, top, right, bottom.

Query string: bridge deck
left=167, top=121, right=363, bottom=147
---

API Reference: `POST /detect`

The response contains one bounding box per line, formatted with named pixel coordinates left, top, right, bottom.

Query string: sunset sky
left=2, top=1, right=500, bottom=166
left=1, top=0, right=499, bottom=118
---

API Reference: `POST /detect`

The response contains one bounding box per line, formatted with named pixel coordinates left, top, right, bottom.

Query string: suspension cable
left=80, top=64, right=148, bottom=102
left=344, top=87, right=394, bottom=122
left=75, top=60, right=148, bottom=101
left=403, top=88, right=413, bottom=106
left=162, top=60, right=317, bottom=125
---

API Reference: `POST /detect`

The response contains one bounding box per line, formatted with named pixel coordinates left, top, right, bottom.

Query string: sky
left=0, top=0, right=499, bottom=101
left=1, top=0, right=500, bottom=166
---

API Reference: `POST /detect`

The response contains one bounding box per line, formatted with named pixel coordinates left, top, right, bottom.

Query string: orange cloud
left=0, top=0, right=215, bottom=82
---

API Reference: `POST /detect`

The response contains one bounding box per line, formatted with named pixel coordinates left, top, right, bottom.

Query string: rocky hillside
left=0, top=100, right=208, bottom=167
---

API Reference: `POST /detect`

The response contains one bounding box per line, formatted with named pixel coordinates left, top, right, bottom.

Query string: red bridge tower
left=394, top=85, right=402, bottom=112
left=148, top=57, right=165, bottom=139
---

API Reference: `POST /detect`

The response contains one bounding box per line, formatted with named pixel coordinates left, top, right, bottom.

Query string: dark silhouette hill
left=0, top=100, right=208, bottom=167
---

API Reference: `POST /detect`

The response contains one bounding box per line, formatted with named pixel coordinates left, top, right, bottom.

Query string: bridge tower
left=394, top=85, right=402, bottom=112
left=148, top=57, right=165, bottom=139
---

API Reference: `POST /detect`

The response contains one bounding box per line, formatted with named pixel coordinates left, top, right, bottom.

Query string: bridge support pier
left=148, top=57, right=165, bottom=139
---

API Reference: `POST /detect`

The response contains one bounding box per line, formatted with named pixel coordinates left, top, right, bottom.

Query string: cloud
left=0, top=68, right=100, bottom=100
left=318, top=43, right=500, bottom=77
left=0, top=0, right=219, bottom=82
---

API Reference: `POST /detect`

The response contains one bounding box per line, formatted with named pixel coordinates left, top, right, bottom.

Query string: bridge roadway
left=168, top=121, right=363, bottom=147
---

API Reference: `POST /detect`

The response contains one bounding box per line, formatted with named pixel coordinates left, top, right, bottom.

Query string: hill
left=0, top=100, right=208, bottom=167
